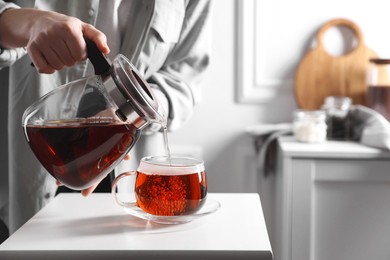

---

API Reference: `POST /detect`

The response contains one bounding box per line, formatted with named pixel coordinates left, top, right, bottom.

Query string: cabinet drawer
left=291, top=158, right=390, bottom=260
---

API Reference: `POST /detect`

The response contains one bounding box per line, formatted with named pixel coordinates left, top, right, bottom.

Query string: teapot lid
left=111, top=55, right=164, bottom=125
left=85, top=38, right=164, bottom=126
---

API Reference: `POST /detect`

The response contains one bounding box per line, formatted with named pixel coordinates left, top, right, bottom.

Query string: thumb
left=82, top=23, right=110, bottom=55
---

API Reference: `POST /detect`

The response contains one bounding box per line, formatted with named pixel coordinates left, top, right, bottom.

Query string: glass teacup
left=112, top=155, right=208, bottom=216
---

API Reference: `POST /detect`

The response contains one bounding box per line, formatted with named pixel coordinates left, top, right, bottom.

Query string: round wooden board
left=295, top=18, right=378, bottom=109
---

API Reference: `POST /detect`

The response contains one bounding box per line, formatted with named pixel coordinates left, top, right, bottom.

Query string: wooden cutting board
left=295, top=18, right=378, bottom=109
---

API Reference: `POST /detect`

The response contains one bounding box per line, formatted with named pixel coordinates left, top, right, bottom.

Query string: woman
left=0, top=0, right=211, bottom=236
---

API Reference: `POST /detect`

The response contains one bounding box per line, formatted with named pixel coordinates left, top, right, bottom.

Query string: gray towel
left=349, top=105, right=390, bottom=150
left=247, top=124, right=293, bottom=177
left=257, top=129, right=293, bottom=176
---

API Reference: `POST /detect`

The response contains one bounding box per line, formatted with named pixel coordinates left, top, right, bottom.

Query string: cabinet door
left=291, top=159, right=390, bottom=260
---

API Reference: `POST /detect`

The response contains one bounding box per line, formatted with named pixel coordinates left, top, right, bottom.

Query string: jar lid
left=322, top=96, right=352, bottom=109
left=293, top=109, right=326, bottom=121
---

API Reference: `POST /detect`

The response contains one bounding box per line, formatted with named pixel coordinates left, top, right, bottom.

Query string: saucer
left=123, top=197, right=221, bottom=224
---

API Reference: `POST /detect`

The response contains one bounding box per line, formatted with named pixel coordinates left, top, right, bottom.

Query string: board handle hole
left=322, top=25, right=358, bottom=57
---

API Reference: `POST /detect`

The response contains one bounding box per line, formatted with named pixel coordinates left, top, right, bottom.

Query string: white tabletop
left=0, top=193, right=272, bottom=260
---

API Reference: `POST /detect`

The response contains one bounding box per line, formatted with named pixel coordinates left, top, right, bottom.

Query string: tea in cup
left=112, top=155, right=207, bottom=216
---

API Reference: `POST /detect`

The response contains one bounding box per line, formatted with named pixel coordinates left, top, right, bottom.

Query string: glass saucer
left=123, top=198, right=221, bottom=224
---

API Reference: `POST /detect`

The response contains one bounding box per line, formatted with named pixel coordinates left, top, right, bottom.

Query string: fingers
left=27, top=21, right=84, bottom=73
left=82, top=23, right=110, bottom=55
left=29, top=49, right=55, bottom=74
left=28, top=33, right=87, bottom=73
left=28, top=47, right=78, bottom=74
left=27, top=12, right=109, bottom=74
left=56, top=180, right=97, bottom=197
left=64, top=32, right=87, bottom=62
left=81, top=183, right=99, bottom=197
left=55, top=39, right=78, bottom=66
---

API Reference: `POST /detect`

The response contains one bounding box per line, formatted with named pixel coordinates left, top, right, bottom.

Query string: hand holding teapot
left=0, top=7, right=109, bottom=73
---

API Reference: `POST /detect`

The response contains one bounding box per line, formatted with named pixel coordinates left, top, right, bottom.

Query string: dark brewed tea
left=25, top=119, right=139, bottom=190
left=367, top=85, right=390, bottom=121
left=135, top=171, right=207, bottom=216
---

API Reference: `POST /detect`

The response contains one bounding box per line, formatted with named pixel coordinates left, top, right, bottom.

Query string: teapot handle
left=85, top=37, right=112, bottom=76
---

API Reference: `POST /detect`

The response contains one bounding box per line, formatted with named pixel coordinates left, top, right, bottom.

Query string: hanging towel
left=247, top=124, right=293, bottom=177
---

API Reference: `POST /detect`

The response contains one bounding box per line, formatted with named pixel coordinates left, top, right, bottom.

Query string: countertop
left=278, top=136, right=390, bottom=159
left=0, top=193, right=272, bottom=260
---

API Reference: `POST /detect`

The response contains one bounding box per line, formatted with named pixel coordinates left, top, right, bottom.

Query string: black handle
left=85, top=38, right=111, bottom=75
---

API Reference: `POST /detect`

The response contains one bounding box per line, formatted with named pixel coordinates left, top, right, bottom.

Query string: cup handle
left=111, top=171, right=137, bottom=208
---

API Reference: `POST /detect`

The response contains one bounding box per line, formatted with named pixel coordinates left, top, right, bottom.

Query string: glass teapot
left=22, top=39, right=165, bottom=190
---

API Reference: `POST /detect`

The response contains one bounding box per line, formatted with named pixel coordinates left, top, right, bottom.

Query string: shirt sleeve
left=0, top=1, right=27, bottom=69
left=146, top=0, right=212, bottom=132
left=0, top=1, right=19, bottom=13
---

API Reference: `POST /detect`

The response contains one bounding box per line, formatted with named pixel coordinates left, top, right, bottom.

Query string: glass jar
left=321, top=96, right=352, bottom=140
left=293, top=110, right=327, bottom=143
left=366, top=58, right=390, bottom=121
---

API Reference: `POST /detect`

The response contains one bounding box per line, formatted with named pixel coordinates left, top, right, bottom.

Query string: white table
left=0, top=193, right=272, bottom=259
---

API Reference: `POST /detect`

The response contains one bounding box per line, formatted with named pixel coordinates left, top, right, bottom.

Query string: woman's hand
left=0, top=8, right=110, bottom=73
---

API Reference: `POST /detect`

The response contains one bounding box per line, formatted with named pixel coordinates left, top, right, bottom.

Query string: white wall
left=169, top=0, right=296, bottom=193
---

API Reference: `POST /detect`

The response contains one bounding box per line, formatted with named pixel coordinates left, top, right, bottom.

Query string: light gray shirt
left=0, top=0, right=211, bottom=233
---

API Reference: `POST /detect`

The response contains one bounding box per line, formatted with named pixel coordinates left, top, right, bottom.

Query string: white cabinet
left=261, top=136, right=390, bottom=260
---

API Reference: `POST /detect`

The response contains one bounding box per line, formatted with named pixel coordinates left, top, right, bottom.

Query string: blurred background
left=169, top=0, right=390, bottom=193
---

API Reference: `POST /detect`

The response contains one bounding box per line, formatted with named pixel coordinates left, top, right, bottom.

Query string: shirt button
left=88, top=8, right=95, bottom=16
